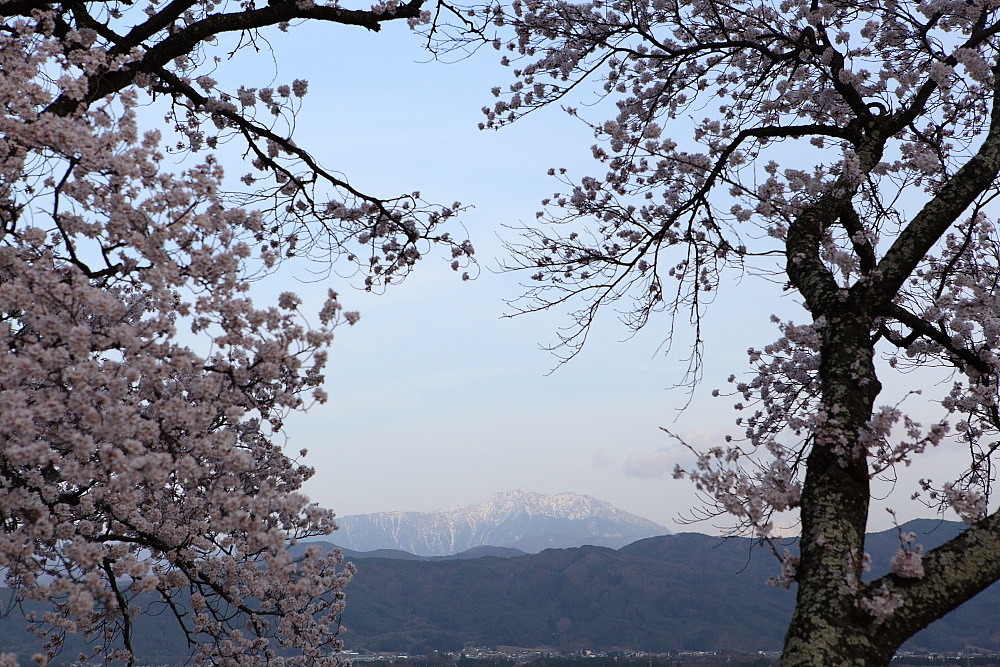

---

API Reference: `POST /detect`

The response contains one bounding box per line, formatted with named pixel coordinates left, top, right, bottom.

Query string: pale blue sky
left=198, top=18, right=969, bottom=534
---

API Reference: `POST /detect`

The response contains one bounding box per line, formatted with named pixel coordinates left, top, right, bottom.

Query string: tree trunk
left=781, top=305, right=885, bottom=666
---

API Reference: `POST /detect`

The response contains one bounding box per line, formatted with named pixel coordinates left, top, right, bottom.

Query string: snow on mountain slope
left=333, top=490, right=670, bottom=556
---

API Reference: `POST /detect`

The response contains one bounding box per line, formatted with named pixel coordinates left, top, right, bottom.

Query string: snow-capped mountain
left=332, top=490, right=670, bottom=556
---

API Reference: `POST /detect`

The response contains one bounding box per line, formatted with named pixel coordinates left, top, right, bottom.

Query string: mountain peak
left=334, top=491, right=670, bottom=556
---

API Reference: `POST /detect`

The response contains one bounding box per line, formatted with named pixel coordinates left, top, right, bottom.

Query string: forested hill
left=337, top=519, right=995, bottom=654
left=4, top=520, right=997, bottom=664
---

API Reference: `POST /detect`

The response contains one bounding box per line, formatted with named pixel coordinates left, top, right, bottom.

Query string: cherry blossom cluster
left=0, top=0, right=464, bottom=662
left=479, top=0, right=1000, bottom=318
left=889, top=531, right=925, bottom=579
left=765, top=549, right=799, bottom=589
left=858, top=584, right=904, bottom=624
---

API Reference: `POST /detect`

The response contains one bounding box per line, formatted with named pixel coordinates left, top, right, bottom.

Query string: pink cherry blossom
left=0, top=0, right=472, bottom=663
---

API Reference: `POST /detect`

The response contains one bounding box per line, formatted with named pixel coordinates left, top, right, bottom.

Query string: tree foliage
left=433, top=0, right=1000, bottom=663
left=0, top=0, right=472, bottom=663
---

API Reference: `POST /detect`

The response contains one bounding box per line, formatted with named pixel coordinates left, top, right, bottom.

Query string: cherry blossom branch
left=47, top=0, right=428, bottom=115
left=882, top=302, right=992, bottom=377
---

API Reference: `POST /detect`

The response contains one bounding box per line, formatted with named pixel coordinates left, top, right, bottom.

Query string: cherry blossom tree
left=435, top=0, right=1000, bottom=663
left=0, top=0, right=472, bottom=664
